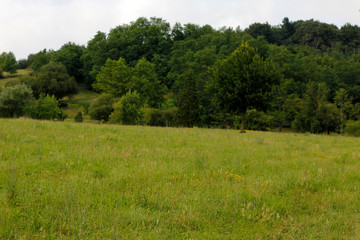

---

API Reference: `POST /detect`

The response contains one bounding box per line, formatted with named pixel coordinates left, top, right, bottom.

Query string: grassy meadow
left=0, top=119, right=359, bottom=239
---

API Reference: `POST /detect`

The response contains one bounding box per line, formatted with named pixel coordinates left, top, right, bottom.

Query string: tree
left=211, top=42, right=281, bottom=132
left=80, top=31, right=109, bottom=86
left=334, top=88, right=352, bottom=134
left=293, top=82, right=339, bottom=134
left=177, top=69, right=199, bottom=127
left=31, top=49, right=52, bottom=71
left=89, top=94, right=115, bottom=122
left=31, top=62, right=77, bottom=99
left=93, top=57, right=164, bottom=107
left=109, top=91, right=142, bottom=125
left=0, top=52, right=17, bottom=74
left=0, top=84, right=34, bottom=118
left=93, top=57, right=132, bottom=96
left=26, top=94, right=64, bottom=120
left=52, top=42, right=85, bottom=82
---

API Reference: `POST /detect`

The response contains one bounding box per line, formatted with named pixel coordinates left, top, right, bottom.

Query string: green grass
left=0, top=119, right=360, bottom=239
left=0, top=69, right=32, bottom=87
left=62, top=84, right=99, bottom=121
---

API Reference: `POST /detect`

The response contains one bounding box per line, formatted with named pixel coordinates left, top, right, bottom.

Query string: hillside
left=1, top=119, right=359, bottom=239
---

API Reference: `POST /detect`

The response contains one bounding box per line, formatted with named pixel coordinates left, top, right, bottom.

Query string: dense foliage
left=109, top=90, right=142, bottom=125
left=30, top=62, right=77, bottom=99
left=0, top=52, right=17, bottom=74
left=7, top=17, right=360, bottom=133
left=26, top=94, right=64, bottom=120
left=0, top=84, right=34, bottom=118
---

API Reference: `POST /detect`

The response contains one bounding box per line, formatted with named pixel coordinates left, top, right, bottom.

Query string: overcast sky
left=1, top=0, right=359, bottom=59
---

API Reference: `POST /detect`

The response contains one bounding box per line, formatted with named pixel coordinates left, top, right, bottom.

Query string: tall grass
left=0, top=119, right=359, bottom=239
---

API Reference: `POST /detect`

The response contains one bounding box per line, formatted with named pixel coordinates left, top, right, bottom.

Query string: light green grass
left=0, top=69, right=32, bottom=87
left=0, top=119, right=359, bottom=239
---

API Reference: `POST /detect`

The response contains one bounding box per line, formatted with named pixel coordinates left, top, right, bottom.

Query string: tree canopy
left=31, top=62, right=77, bottom=99
left=211, top=42, right=281, bottom=132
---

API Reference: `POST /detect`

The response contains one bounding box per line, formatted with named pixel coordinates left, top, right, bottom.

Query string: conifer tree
left=178, top=69, right=198, bottom=127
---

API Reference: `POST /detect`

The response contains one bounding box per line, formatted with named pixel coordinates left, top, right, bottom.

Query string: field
left=0, top=119, right=359, bottom=239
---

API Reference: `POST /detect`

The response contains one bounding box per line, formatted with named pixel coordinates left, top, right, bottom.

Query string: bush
left=109, top=91, right=142, bottom=125
left=244, top=109, right=274, bottom=131
left=0, top=84, right=34, bottom=118
left=82, top=102, right=90, bottom=115
left=0, top=68, right=3, bottom=79
left=26, top=94, right=63, bottom=120
left=345, top=121, right=360, bottom=137
left=89, top=94, right=115, bottom=122
left=74, top=112, right=83, bottom=122
left=142, top=107, right=178, bottom=127
left=31, top=61, right=77, bottom=99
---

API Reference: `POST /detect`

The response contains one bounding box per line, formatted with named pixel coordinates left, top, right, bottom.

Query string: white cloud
left=0, top=0, right=359, bottom=59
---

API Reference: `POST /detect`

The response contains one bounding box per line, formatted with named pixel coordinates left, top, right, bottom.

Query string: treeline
left=1, top=17, right=360, bottom=135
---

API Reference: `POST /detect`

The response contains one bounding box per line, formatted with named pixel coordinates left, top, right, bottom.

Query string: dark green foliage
left=292, top=82, right=339, bottom=133
left=0, top=68, right=3, bottom=79
left=334, top=88, right=352, bottom=134
left=74, top=111, right=83, bottom=122
left=345, top=121, right=360, bottom=137
left=0, top=84, right=34, bottom=118
left=52, top=42, right=85, bottom=82
left=290, top=20, right=338, bottom=50
left=15, top=17, right=360, bottom=133
left=31, top=49, right=52, bottom=71
left=211, top=42, right=281, bottom=132
left=142, top=107, right=178, bottom=127
left=31, top=62, right=78, bottom=99
left=17, top=59, right=30, bottom=69
left=0, top=52, right=17, bottom=74
left=245, top=22, right=277, bottom=44
left=244, top=109, right=274, bottom=131
left=109, top=91, right=142, bottom=125
left=81, top=31, right=109, bottom=86
left=89, top=94, right=115, bottom=122
left=26, top=94, right=63, bottom=120
left=177, top=69, right=198, bottom=127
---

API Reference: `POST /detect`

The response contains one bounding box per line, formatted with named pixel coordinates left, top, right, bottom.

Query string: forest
left=1, top=17, right=360, bottom=135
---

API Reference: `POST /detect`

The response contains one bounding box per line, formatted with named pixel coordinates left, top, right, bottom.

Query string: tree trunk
left=240, top=112, right=246, bottom=133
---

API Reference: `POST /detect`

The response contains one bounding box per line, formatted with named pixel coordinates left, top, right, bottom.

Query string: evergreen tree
left=177, top=69, right=199, bottom=127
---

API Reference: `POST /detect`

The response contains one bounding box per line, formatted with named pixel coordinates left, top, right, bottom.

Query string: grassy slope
left=0, top=69, right=32, bottom=87
left=62, top=84, right=99, bottom=121
left=0, top=119, right=359, bottom=239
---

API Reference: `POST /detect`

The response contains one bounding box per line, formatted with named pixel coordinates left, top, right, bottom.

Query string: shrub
left=345, top=121, right=360, bottom=137
left=31, top=61, right=77, bottom=99
left=0, top=68, right=3, bottom=79
left=142, top=107, right=178, bottom=127
left=89, top=94, right=115, bottom=122
left=244, top=109, right=274, bottom=131
left=0, top=84, right=34, bottom=118
left=74, top=111, right=83, bottom=122
left=26, top=94, right=63, bottom=120
left=82, top=102, right=90, bottom=115
left=109, top=91, right=142, bottom=125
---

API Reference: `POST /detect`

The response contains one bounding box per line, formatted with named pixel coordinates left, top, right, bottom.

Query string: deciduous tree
left=211, top=42, right=281, bottom=132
